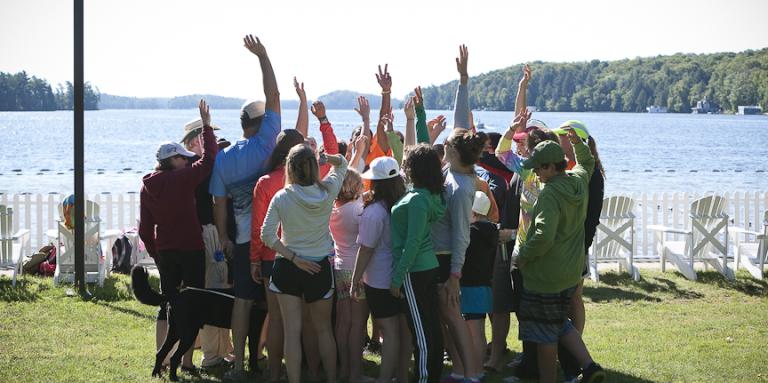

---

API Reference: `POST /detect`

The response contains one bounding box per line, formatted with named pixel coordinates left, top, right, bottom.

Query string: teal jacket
left=518, top=140, right=595, bottom=293
left=390, top=187, right=446, bottom=289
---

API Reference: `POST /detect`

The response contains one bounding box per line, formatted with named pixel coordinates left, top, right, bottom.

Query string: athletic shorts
left=364, top=283, right=404, bottom=319
left=261, top=260, right=274, bottom=279
left=492, top=245, right=516, bottom=313
left=435, top=253, right=451, bottom=284
left=334, top=269, right=364, bottom=300
left=269, top=256, right=334, bottom=303
left=460, top=286, right=492, bottom=315
left=517, top=286, right=577, bottom=344
left=233, top=242, right=263, bottom=301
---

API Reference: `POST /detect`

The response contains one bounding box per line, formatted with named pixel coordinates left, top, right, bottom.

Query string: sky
left=2, top=0, right=767, bottom=100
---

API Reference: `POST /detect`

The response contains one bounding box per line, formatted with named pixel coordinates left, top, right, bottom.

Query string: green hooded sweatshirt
left=390, top=187, right=446, bottom=289
left=518, top=140, right=595, bottom=294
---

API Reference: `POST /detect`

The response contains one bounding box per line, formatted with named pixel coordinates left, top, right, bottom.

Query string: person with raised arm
left=247, top=77, right=312, bottom=382
left=514, top=130, right=605, bottom=383
left=432, top=44, right=484, bottom=383
left=139, top=100, right=218, bottom=375
left=260, top=137, right=349, bottom=383
left=364, top=65, right=393, bottom=166
left=350, top=96, right=372, bottom=172
left=208, top=34, right=279, bottom=379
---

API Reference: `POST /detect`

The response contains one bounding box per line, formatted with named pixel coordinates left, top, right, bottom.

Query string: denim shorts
left=517, top=285, right=577, bottom=344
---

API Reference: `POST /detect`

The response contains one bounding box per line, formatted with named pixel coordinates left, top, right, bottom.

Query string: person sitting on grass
left=514, top=129, right=605, bottom=383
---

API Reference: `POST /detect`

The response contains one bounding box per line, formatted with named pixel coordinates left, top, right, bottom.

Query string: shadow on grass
left=600, top=368, right=656, bottom=383
left=585, top=272, right=703, bottom=302
left=95, top=300, right=157, bottom=320
left=696, top=271, right=768, bottom=297
left=0, top=278, right=42, bottom=301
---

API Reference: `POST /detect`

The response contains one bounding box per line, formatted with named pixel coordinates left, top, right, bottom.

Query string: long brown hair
left=366, top=175, right=406, bottom=211
left=285, top=144, right=327, bottom=191
left=589, top=137, right=606, bottom=179
left=337, top=168, right=363, bottom=203
left=445, top=128, right=486, bottom=166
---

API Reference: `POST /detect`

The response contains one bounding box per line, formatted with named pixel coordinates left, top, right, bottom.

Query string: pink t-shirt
left=330, top=198, right=364, bottom=270
left=356, top=201, right=393, bottom=289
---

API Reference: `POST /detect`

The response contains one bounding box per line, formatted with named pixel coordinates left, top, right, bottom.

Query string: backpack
left=111, top=235, right=133, bottom=274
left=23, top=244, right=56, bottom=276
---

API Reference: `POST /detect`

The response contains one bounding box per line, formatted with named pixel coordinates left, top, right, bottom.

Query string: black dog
left=131, top=265, right=266, bottom=381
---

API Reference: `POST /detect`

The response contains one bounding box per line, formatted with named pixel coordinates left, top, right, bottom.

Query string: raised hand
left=404, top=97, right=416, bottom=120
left=354, top=96, right=370, bottom=122
left=414, top=86, right=424, bottom=109
left=325, top=153, right=344, bottom=167
left=376, top=64, right=392, bottom=92
left=311, top=101, right=326, bottom=120
left=199, top=99, right=211, bottom=127
left=294, top=77, right=306, bottom=100
left=427, top=115, right=447, bottom=144
left=566, top=128, right=582, bottom=145
left=519, top=64, right=531, bottom=87
left=243, top=35, right=267, bottom=58
left=456, top=44, right=469, bottom=78
left=354, top=133, right=370, bottom=153
left=511, top=109, right=532, bottom=132
left=379, top=114, right=394, bottom=133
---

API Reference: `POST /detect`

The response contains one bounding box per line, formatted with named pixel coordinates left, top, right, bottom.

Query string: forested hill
left=420, top=48, right=768, bottom=113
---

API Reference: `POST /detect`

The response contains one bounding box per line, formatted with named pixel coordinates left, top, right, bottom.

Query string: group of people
left=139, top=35, right=607, bottom=383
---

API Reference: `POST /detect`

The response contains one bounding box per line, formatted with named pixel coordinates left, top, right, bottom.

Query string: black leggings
left=402, top=268, right=443, bottom=383
left=156, top=249, right=205, bottom=320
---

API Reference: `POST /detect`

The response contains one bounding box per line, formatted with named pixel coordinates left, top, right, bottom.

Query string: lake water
left=0, top=109, right=766, bottom=195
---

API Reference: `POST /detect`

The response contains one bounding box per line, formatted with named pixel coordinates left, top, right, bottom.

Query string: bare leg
left=396, top=314, right=412, bottom=383
left=308, top=298, right=337, bottom=383
left=375, top=316, right=399, bottom=383
left=569, top=281, right=585, bottom=334
left=349, top=299, right=370, bottom=382
left=560, top=328, right=594, bottom=368
left=439, top=287, right=476, bottom=378
left=277, top=294, right=304, bottom=383
left=302, top=305, right=322, bottom=381
left=231, top=298, right=253, bottom=371
left=259, top=314, right=269, bottom=359
left=466, top=318, right=487, bottom=378
left=536, top=343, right=557, bottom=383
left=266, top=286, right=284, bottom=381
left=335, top=297, right=352, bottom=381
left=486, top=312, right=509, bottom=370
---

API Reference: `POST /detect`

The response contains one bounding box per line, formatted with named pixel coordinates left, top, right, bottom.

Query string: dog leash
left=181, top=287, right=235, bottom=300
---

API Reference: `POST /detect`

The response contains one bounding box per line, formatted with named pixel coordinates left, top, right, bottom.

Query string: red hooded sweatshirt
left=139, top=126, right=217, bottom=257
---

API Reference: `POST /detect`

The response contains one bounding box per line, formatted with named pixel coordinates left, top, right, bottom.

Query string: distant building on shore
left=737, top=105, right=763, bottom=115
left=646, top=105, right=668, bottom=113
left=692, top=99, right=718, bottom=114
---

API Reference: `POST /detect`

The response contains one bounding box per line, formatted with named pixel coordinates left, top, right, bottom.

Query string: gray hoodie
left=261, top=156, right=348, bottom=261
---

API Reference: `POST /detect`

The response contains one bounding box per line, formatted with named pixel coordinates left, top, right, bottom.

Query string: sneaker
left=582, top=363, right=606, bottom=383
left=506, top=353, right=524, bottom=368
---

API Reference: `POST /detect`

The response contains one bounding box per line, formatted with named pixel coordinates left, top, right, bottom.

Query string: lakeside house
left=737, top=105, right=763, bottom=115
left=646, top=105, right=668, bottom=113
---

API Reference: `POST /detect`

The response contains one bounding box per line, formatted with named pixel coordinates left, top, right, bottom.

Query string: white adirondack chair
left=731, top=211, right=767, bottom=279
left=648, top=195, right=733, bottom=281
left=45, top=199, right=121, bottom=287
left=0, top=205, right=31, bottom=287
left=590, top=196, right=640, bottom=282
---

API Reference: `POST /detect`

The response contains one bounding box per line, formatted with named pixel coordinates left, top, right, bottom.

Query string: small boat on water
left=646, top=105, right=668, bottom=113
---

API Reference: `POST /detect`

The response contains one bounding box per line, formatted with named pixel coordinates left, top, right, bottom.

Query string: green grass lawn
left=1, top=270, right=766, bottom=383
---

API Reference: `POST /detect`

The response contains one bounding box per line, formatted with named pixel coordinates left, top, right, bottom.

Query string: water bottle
left=214, top=249, right=225, bottom=262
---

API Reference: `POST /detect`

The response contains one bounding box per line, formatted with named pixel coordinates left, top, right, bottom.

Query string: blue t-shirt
left=209, top=110, right=280, bottom=244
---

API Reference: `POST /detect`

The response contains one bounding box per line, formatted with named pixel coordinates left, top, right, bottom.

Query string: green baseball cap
left=522, top=140, right=565, bottom=169
left=552, top=120, right=590, bottom=141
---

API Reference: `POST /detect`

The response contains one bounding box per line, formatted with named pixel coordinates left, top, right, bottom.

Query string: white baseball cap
left=361, top=156, right=400, bottom=180
left=472, top=191, right=491, bottom=215
left=241, top=100, right=266, bottom=119
left=156, top=141, right=196, bottom=160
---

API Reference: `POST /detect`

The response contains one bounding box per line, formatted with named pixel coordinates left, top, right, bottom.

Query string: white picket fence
left=1, top=191, right=766, bottom=260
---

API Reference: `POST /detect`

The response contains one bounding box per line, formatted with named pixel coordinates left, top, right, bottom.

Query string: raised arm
left=349, top=134, right=369, bottom=171
left=311, top=101, right=339, bottom=155
left=427, top=115, right=447, bottom=145
left=176, top=100, right=218, bottom=189
left=294, top=77, right=308, bottom=137
left=453, top=44, right=470, bottom=129
left=413, top=86, right=430, bottom=144
left=514, top=64, right=531, bottom=116
left=354, top=96, right=371, bottom=138
left=244, top=35, right=280, bottom=115
left=404, top=96, right=416, bottom=148
left=375, top=64, right=392, bottom=154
